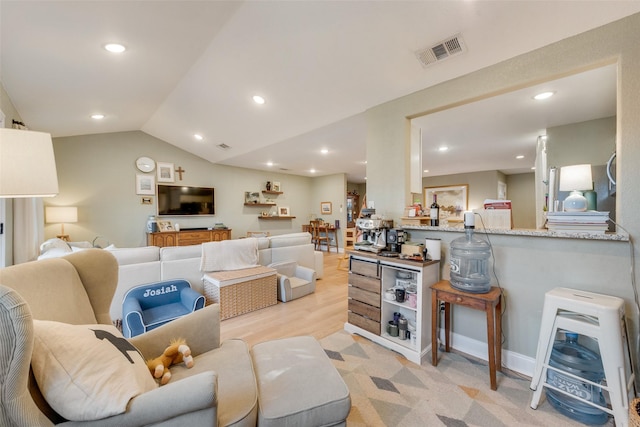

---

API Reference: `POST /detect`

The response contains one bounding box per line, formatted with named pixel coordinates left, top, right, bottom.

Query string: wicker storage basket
left=631, top=398, right=640, bottom=427
left=203, top=266, right=277, bottom=320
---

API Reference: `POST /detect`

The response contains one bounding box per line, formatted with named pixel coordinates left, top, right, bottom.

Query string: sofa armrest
left=79, top=371, right=218, bottom=427
left=294, top=265, right=316, bottom=283
left=129, top=304, right=221, bottom=359
left=122, top=298, right=144, bottom=338
left=179, top=287, right=206, bottom=312
left=313, top=251, right=324, bottom=279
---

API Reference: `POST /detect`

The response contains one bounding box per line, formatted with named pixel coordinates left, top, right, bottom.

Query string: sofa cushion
left=170, top=339, right=258, bottom=427
left=160, top=244, right=201, bottom=261
left=106, top=246, right=160, bottom=265
left=267, top=232, right=311, bottom=248
left=31, top=320, right=157, bottom=421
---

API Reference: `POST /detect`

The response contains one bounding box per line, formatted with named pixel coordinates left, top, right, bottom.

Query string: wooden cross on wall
left=175, top=166, right=186, bottom=181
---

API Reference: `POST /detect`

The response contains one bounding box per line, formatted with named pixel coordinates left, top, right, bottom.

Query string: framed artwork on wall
left=136, top=174, right=155, bottom=195
left=278, top=206, right=290, bottom=216
left=157, top=162, right=175, bottom=183
left=321, top=201, right=332, bottom=214
left=245, top=191, right=260, bottom=204
left=272, top=181, right=281, bottom=192
left=424, top=184, right=468, bottom=221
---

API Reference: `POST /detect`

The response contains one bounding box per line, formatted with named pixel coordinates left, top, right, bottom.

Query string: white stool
left=530, top=288, right=635, bottom=426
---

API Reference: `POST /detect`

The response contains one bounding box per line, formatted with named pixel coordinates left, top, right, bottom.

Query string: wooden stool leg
left=486, top=303, right=497, bottom=390
left=444, top=302, right=451, bottom=352
left=431, top=293, right=438, bottom=366
left=496, top=296, right=502, bottom=373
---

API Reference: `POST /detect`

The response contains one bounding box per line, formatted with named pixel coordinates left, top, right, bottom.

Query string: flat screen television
left=157, top=185, right=215, bottom=216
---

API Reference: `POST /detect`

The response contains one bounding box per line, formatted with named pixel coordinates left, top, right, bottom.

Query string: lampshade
left=559, top=164, right=593, bottom=192
left=559, top=164, right=593, bottom=212
left=0, top=128, right=59, bottom=197
left=45, top=206, right=78, bottom=224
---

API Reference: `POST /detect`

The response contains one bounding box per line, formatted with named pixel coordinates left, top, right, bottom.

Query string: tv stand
left=147, top=229, right=232, bottom=247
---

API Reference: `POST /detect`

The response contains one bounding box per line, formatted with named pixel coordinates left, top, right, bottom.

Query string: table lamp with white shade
left=559, top=164, right=593, bottom=212
left=45, top=206, right=78, bottom=241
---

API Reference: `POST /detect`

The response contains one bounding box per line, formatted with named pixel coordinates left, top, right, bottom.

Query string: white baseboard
left=437, top=328, right=536, bottom=378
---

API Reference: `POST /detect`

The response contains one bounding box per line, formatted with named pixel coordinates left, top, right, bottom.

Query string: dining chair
left=310, top=220, right=330, bottom=251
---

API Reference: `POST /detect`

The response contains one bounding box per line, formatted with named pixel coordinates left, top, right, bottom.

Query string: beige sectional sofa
left=0, top=249, right=351, bottom=426
left=104, top=232, right=323, bottom=327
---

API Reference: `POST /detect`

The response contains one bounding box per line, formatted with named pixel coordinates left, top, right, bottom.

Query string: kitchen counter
left=347, top=250, right=439, bottom=268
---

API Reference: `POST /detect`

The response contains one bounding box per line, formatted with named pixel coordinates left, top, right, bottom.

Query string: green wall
left=49, top=131, right=346, bottom=247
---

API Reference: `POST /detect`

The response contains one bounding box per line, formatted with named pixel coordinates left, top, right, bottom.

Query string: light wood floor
left=220, top=251, right=349, bottom=347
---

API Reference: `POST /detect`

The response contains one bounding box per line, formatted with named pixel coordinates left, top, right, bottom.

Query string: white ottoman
left=251, top=336, right=351, bottom=427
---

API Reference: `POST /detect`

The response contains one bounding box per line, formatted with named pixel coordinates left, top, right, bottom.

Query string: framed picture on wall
left=136, top=174, right=155, bottom=195
left=321, top=201, right=332, bottom=214
left=278, top=206, right=290, bottom=216
left=157, top=162, right=175, bottom=183
left=272, top=181, right=281, bottom=192
left=424, top=184, right=468, bottom=221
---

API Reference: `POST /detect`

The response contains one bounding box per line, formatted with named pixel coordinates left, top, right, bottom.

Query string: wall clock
left=135, top=156, right=156, bottom=173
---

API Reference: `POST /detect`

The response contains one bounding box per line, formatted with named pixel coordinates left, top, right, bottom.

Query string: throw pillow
left=31, top=320, right=157, bottom=421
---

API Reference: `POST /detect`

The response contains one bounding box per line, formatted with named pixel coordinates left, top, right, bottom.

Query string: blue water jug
left=545, top=332, right=609, bottom=425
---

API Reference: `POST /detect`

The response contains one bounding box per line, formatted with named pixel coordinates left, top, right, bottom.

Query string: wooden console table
left=430, top=280, right=502, bottom=390
left=147, top=229, right=231, bottom=247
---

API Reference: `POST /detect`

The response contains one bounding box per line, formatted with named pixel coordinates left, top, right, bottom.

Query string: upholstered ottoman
left=251, top=336, right=351, bottom=427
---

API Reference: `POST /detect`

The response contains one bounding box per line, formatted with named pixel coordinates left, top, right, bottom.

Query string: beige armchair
left=0, top=249, right=258, bottom=426
left=268, top=260, right=316, bottom=302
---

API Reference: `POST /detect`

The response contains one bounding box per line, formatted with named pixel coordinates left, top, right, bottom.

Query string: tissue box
left=401, top=242, right=424, bottom=256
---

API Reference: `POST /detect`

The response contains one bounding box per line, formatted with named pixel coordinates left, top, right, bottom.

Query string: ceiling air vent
left=216, top=143, right=231, bottom=150
left=415, top=33, right=466, bottom=68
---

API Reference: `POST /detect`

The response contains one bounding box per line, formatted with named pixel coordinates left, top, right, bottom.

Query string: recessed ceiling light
left=533, top=91, right=555, bottom=100
left=253, top=95, right=265, bottom=105
left=266, top=161, right=273, bottom=167
left=310, top=169, right=316, bottom=174
left=438, top=146, right=449, bottom=152
left=91, top=114, right=104, bottom=120
left=423, top=169, right=429, bottom=173
left=193, top=134, right=204, bottom=141
left=321, top=149, right=328, bottom=154
left=516, top=155, right=524, bottom=159
left=104, top=43, right=126, bottom=53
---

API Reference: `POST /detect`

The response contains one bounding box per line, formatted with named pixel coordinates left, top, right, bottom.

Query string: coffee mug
left=387, top=321, right=399, bottom=337
left=407, top=292, right=417, bottom=308
left=395, top=288, right=406, bottom=303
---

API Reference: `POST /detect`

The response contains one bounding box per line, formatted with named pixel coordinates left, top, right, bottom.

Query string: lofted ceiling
left=1, top=1, right=638, bottom=184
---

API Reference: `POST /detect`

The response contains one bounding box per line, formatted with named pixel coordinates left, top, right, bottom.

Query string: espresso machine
left=354, top=210, right=393, bottom=253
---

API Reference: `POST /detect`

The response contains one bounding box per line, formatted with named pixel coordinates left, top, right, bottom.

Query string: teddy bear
left=146, top=338, right=194, bottom=385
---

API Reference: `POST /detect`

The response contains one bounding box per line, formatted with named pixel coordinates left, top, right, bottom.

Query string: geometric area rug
left=319, top=330, right=614, bottom=426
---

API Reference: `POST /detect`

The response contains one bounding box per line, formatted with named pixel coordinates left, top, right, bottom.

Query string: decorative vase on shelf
left=266, top=181, right=271, bottom=191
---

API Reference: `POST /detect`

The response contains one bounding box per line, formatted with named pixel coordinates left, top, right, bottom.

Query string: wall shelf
left=258, top=216, right=296, bottom=220
left=262, top=190, right=283, bottom=195
left=244, top=203, right=276, bottom=207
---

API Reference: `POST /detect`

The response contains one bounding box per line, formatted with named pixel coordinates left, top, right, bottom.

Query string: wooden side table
left=430, top=280, right=502, bottom=390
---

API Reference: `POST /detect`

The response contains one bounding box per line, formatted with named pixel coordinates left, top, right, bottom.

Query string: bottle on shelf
left=266, top=181, right=272, bottom=191
left=449, top=212, right=491, bottom=293
left=430, top=195, right=440, bottom=226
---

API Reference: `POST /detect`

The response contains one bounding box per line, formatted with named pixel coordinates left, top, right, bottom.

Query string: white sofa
left=104, top=232, right=323, bottom=327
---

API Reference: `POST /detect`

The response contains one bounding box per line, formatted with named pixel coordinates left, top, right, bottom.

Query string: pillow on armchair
left=31, top=320, right=157, bottom=421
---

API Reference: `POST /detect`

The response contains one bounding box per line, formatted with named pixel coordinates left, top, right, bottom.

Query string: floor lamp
left=0, top=128, right=59, bottom=198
